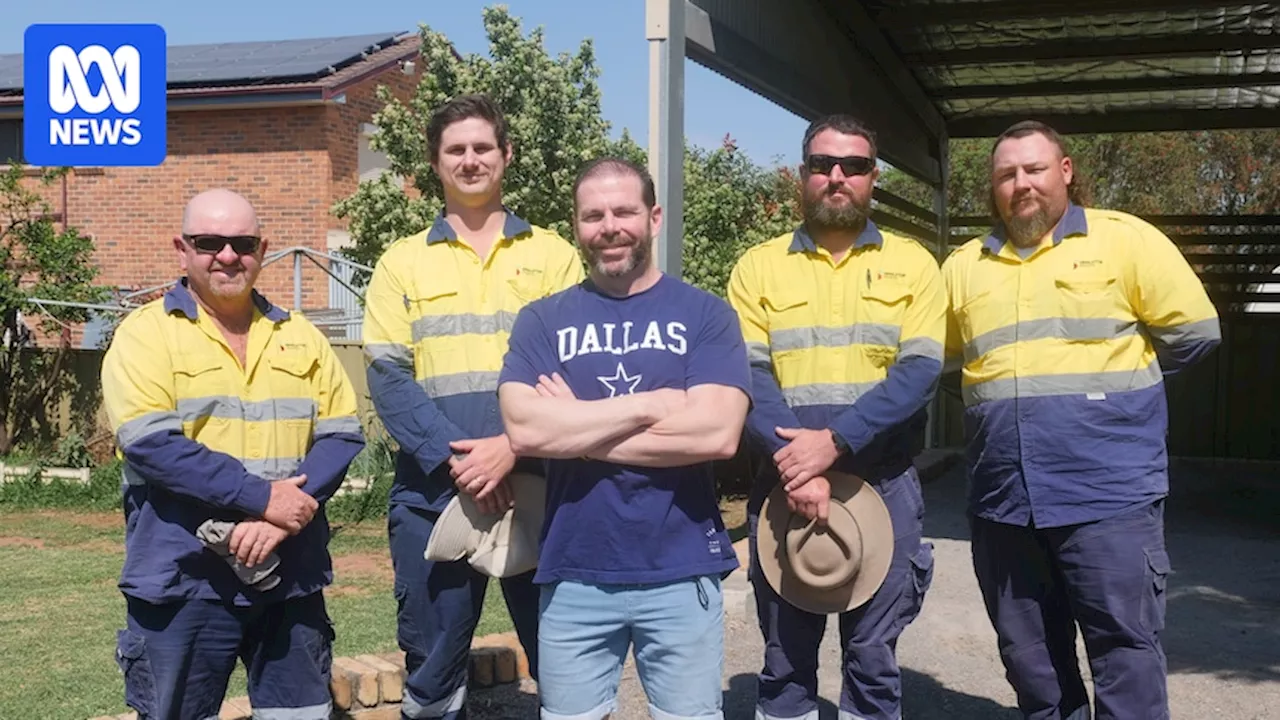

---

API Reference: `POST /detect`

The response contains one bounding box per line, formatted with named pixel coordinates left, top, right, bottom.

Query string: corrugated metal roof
left=856, top=0, right=1280, bottom=135
left=0, top=31, right=408, bottom=94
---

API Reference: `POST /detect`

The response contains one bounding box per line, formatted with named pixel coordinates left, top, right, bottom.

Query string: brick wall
left=327, top=62, right=422, bottom=215
left=10, top=54, right=424, bottom=347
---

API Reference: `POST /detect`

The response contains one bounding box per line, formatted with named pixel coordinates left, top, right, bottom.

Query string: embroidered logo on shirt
left=597, top=362, right=642, bottom=397
left=1073, top=260, right=1103, bottom=269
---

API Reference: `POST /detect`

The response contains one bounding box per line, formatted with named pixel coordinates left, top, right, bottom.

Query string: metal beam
left=873, top=187, right=937, bottom=225
left=869, top=209, right=935, bottom=242
left=935, top=72, right=1280, bottom=101
left=686, top=0, right=942, bottom=184
left=648, top=0, right=686, bottom=279
left=904, top=33, right=1280, bottom=67
left=948, top=108, right=1280, bottom=137
left=878, top=0, right=1247, bottom=27
left=814, top=0, right=945, bottom=139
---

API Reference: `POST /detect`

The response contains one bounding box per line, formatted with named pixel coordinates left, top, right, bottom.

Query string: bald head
left=182, top=188, right=259, bottom=236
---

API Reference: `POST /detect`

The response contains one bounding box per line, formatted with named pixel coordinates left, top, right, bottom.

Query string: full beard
left=802, top=187, right=871, bottom=233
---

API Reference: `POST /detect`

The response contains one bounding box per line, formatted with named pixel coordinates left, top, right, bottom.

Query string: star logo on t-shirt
left=597, top=362, right=643, bottom=397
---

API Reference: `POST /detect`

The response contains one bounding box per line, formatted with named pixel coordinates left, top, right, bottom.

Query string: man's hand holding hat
left=787, top=475, right=831, bottom=526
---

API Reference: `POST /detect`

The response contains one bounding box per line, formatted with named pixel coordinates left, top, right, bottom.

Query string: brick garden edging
left=88, top=633, right=530, bottom=720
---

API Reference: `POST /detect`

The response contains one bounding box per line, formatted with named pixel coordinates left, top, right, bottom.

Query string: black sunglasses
left=805, top=154, right=875, bottom=177
left=183, top=234, right=262, bottom=255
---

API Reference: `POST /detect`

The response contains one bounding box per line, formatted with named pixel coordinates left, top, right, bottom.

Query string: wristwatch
left=831, top=431, right=850, bottom=456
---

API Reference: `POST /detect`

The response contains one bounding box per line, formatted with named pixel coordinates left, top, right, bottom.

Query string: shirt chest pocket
left=267, top=351, right=316, bottom=389
left=855, top=281, right=912, bottom=347
left=1054, top=275, right=1122, bottom=320
left=506, top=276, right=545, bottom=307
left=171, top=354, right=223, bottom=411
left=406, top=283, right=465, bottom=374
left=761, top=289, right=812, bottom=379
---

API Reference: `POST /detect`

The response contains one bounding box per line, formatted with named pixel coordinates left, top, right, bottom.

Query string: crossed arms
left=499, top=374, right=749, bottom=467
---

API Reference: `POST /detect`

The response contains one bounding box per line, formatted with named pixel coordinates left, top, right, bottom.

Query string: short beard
left=802, top=186, right=870, bottom=233
left=580, top=223, right=652, bottom=278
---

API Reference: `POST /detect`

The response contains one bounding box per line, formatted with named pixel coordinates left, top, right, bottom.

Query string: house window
left=358, top=122, right=401, bottom=186
left=0, top=119, right=23, bottom=165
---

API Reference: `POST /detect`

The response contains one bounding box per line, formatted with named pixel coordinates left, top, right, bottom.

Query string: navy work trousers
left=970, top=499, right=1171, bottom=720
left=116, top=591, right=334, bottom=720
left=749, top=468, right=935, bottom=720
left=387, top=503, right=540, bottom=720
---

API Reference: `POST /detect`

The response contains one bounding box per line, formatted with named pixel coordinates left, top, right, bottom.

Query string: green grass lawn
left=0, top=511, right=514, bottom=720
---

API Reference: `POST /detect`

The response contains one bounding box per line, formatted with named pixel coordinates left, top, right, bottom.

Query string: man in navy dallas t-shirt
left=498, top=156, right=751, bottom=720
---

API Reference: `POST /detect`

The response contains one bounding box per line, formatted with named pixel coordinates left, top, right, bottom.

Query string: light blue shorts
left=537, top=575, right=725, bottom=720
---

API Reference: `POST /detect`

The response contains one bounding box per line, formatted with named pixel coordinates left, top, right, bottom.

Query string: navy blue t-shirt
left=499, top=274, right=751, bottom=586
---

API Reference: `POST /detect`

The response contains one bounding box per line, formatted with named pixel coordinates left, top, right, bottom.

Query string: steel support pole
left=293, top=250, right=303, bottom=310
left=646, top=0, right=686, bottom=278
left=929, top=133, right=951, bottom=449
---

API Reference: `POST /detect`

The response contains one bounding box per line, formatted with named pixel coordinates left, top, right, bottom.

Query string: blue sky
left=3, top=0, right=810, bottom=168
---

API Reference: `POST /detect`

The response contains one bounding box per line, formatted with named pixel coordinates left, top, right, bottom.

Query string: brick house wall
left=7, top=35, right=423, bottom=344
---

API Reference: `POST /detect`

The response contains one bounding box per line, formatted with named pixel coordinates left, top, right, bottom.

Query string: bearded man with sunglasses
left=727, top=114, right=946, bottom=720
left=100, top=188, right=366, bottom=720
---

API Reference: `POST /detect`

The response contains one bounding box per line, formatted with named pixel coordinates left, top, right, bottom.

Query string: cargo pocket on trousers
left=115, top=629, right=155, bottom=717
left=895, top=541, right=935, bottom=632
left=1141, top=547, right=1171, bottom=633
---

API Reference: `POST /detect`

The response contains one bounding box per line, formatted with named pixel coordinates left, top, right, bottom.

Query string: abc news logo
left=48, top=44, right=143, bottom=147
left=24, top=24, right=166, bottom=167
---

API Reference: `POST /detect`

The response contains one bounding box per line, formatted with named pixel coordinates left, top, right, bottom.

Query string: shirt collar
left=425, top=208, right=533, bottom=245
left=164, top=277, right=289, bottom=323
left=787, top=220, right=884, bottom=254
left=983, top=202, right=1088, bottom=255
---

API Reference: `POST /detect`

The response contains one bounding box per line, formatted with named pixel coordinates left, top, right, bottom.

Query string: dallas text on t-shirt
left=556, top=320, right=689, bottom=362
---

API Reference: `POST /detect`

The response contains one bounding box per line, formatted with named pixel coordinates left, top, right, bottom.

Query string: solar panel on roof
left=0, top=31, right=404, bottom=91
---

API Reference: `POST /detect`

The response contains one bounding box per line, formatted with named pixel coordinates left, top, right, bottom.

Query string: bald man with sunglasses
left=101, top=188, right=365, bottom=720
left=727, top=114, right=946, bottom=720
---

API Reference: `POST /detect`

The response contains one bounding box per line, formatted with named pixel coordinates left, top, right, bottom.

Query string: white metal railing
left=20, top=246, right=372, bottom=343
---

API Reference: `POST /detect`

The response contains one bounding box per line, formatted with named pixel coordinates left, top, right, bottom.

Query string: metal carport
left=644, top=0, right=1280, bottom=459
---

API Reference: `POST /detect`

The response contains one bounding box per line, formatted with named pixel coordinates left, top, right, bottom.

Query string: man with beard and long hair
left=726, top=114, right=947, bottom=720
left=497, top=157, right=751, bottom=720
left=942, top=121, right=1220, bottom=720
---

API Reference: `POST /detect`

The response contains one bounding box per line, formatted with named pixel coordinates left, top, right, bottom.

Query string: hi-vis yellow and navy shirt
left=362, top=212, right=584, bottom=512
left=727, top=221, right=947, bottom=494
left=101, top=279, right=366, bottom=605
left=942, top=203, right=1221, bottom=528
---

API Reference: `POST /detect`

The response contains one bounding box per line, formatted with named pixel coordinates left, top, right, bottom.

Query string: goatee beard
left=1005, top=204, right=1056, bottom=247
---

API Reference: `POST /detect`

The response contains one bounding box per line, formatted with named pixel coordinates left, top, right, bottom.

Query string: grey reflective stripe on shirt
left=315, top=415, right=362, bottom=437
left=965, top=317, right=1139, bottom=361
left=782, top=380, right=882, bottom=407
left=176, top=396, right=316, bottom=424
left=242, top=456, right=304, bottom=481
left=421, top=371, right=500, bottom=399
left=411, top=311, right=519, bottom=342
left=1147, top=317, right=1222, bottom=346
left=402, top=685, right=467, bottom=719
left=116, top=411, right=183, bottom=449
left=770, top=323, right=900, bottom=352
left=123, top=464, right=146, bottom=486
left=249, top=702, right=333, bottom=720
left=899, top=337, right=944, bottom=362
left=123, top=456, right=303, bottom=485
left=962, top=362, right=1163, bottom=406
left=747, top=341, right=772, bottom=366
left=364, top=342, right=413, bottom=369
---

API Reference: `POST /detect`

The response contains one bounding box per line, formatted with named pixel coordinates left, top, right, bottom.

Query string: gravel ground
left=471, top=460, right=1280, bottom=718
